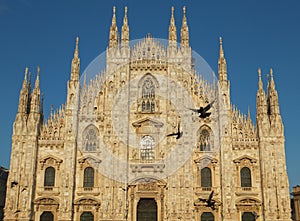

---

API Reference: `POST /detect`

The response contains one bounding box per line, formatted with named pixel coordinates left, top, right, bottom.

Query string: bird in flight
left=188, top=100, right=215, bottom=119
left=167, top=122, right=183, bottom=139
left=198, top=190, right=216, bottom=210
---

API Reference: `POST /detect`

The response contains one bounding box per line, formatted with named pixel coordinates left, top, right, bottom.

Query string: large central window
left=83, top=125, right=98, bottom=152
left=140, top=135, right=155, bottom=161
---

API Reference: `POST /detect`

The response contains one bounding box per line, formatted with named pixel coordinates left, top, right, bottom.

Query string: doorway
left=137, top=198, right=157, bottom=221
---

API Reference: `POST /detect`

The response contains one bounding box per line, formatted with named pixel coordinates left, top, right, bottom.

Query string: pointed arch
left=198, top=125, right=213, bottom=151
left=138, top=74, right=159, bottom=113
left=82, top=125, right=99, bottom=152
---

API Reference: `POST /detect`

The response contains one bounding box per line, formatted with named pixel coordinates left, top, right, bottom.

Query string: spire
left=268, top=68, right=275, bottom=91
left=109, top=6, right=118, bottom=48
left=267, top=68, right=280, bottom=115
left=121, top=6, right=129, bottom=45
left=70, top=37, right=80, bottom=82
left=34, top=66, right=40, bottom=89
left=180, top=6, right=189, bottom=47
left=256, top=68, right=267, bottom=117
left=30, top=67, right=41, bottom=114
left=169, top=6, right=177, bottom=44
left=74, top=36, right=79, bottom=59
left=18, top=67, right=30, bottom=114
left=258, top=68, right=263, bottom=91
left=218, top=37, right=227, bottom=81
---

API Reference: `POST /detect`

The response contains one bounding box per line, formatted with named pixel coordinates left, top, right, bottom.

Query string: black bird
left=167, top=123, right=183, bottom=139
left=188, top=100, right=215, bottom=119
left=198, top=191, right=216, bottom=210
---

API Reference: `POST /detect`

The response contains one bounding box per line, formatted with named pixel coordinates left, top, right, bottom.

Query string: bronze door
left=137, top=198, right=157, bottom=221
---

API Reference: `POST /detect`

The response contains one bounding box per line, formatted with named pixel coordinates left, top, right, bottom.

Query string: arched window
left=241, top=167, right=252, bottom=187
left=83, top=126, right=98, bottom=152
left=83, top=167, right=94, bottom=187
left=140, top=135, right=155, bottom=161
left=242, top=212, right=255, bottom=221
left=40, top=211, right=54, bottom=221
left=201, top=212, right=214, bottom=221
left=201, top=167, right=212, bottom=187
left=80, top=212, right=94, bottom=221
left=200, top=129, right=210, bottom=151
left=141, top=77, right=155, bottom=112
left=44, top=167, right=55, bottom=187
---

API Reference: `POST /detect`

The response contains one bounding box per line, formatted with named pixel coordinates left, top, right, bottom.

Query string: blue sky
left=0, top=0, right=299, bottom=189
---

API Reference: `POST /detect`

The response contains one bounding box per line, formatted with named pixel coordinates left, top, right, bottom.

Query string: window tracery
left=83, top=125, right=98, bottom=152
left=200, top=129, right=211, bottom=151
left=142, top=78, right=155, bottom=112
left=140, top=135, right=155, bottom=161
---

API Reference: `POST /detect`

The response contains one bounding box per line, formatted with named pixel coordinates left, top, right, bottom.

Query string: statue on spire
left=169, top=6, right=177, bottom=44
left=180, top=6, right=189, bottom=47
left=70, top=37, right=80, bottom=82
left=121, top=6, right=129, bottom=46
left=109, top=6, right=118, bottom=48
left=218, top=37, right=227, bottom=82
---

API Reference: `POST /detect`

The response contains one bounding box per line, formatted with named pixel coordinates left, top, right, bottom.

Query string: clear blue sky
left=0, top=0, right=299, bottom=189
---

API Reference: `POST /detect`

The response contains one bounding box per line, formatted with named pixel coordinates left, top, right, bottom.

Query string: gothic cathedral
left=4, top=6, right=292, bottom=221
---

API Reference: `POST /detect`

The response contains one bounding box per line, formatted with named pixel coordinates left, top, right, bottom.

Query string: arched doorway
left=242, top=212, right=255, bottom=221
left=137, top=198, right=157, bottom=221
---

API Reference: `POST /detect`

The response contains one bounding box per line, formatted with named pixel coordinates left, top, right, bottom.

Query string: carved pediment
left=39, top=155, right=63, bottom=170
left=74, top=197, right=101, bottom=205
left=78, top=155, right=101, bottom=169
left=130, top=163, right=165, bottom=173
left=236, top=197, right=261, bottom=206
left=130, top=177, right=167, bottom=186
left=194, top=155, right=218, bottom=166
left=233, top=155, right=257, bottom=164
left=34, top=197, right=59, bottom=205
left=132, top=117, right=164, bottom=128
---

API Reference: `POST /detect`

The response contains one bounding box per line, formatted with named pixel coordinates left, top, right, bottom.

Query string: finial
left=24, top=67, right=28, bottom=80
left=74, top=36, right=79, bottom=58
left=183, top=6, right=186, bottom=15
left=248, top=106, right=251, bottom=117
left=76, top=36, right=79, bottom=47
left=113, top=6, right=116, bottom=15
left=171, top=6, right=174, bottom=16
left=219, top=37, right=224, bottom=58
left=270, top=68, right=273, bottom=77
left=258, top=68, right=261, bottom=77
left=37, top=66, right=40, bottom=76
left=125, top=6, right=128, bottom=15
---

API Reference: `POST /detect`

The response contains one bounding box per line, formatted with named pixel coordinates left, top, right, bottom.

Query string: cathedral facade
left=4, top=6, right=292, bottom=221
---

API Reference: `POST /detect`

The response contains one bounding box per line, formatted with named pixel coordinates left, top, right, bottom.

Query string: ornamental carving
left=39, top=155, right=63, bottom=170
